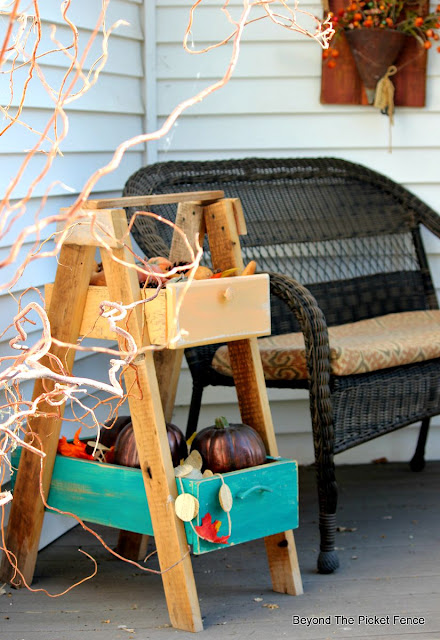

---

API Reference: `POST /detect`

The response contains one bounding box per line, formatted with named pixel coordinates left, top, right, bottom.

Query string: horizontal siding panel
left=421, top=228, right=440, bottom=254
left=156, top=113, right=440, bottom=151
left=2, top=27, right=142, bottom=79
left=6, top=69, right=144, bottom=113
left=0, top=191, right=126, bottom=249
left=0, top=150, right=143, bottom=201
left=38, top=0, right=143, bottom=41
left=4, top=25, right=143, bottom=79
left=406, top=184, right=440, bottom=212
left=157, top=5, right=323, bottom=43
left=157, top=41, right=440, bottom=80
left=276, top=426, right=440, bottom=465
left=158, top=77, right=346, bottom=116
left=2, top=112, right=144, bottom=154
left=0, top=323, right=117, bottom=371
left=157, top=41, right=318, bottom=79
left=158, top=76, right=440, bottom=116
left=0, top=243, right=57, bottom=292
left=428, top=256, right=440, bottom=287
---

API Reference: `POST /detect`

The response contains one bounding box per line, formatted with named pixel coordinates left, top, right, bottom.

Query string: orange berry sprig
left=323, top=0, right=440, bottom=69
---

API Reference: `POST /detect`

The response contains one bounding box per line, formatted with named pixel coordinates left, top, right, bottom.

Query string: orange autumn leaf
left=58, top=428, right=95, bottom=460
left=195, top=512, right=230, bottom=544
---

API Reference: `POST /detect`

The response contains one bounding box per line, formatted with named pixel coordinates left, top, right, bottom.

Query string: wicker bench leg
left=318, top=512, right=339, bottom=574
left=410, top=417, right=431, bottom=472
left=316, top=463, right=339, bottom=574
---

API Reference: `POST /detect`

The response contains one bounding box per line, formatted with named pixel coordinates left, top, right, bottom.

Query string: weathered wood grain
left=99, top=210, right=202, bottom=632
left=83, top=190, right=224, bottom=210
left=203, top=198, right=303, bottom=596
left=0, top=243, right=96, bottom=587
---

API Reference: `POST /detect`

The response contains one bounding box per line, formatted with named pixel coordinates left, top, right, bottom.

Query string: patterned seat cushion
left=211, top=310, right=440, bottom=381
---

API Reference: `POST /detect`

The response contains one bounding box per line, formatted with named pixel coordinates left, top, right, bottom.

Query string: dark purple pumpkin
left=85, top=415, right=132, bottom=456
left=100, top=415, right=132, bottom=448
left=114, top=421, right=188, bottom=468
left=190, top=416, right=267, bottom=473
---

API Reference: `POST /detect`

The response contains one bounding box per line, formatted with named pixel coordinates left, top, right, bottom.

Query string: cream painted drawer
left=45, top=273, right=271, bottom=348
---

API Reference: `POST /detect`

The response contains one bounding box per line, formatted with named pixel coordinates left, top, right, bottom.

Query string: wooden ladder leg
left=0, top=243, right=97, bottom=586
left=204, top=199, right=303, bottom=596
left=116, top=201, right=205, bottom=563
left=100, top=209, right=203, bottom=632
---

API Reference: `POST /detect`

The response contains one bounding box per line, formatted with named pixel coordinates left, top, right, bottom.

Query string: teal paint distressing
left=11, top=452, right=298, bottom=554
left=181, top=459, right=299, bottom=554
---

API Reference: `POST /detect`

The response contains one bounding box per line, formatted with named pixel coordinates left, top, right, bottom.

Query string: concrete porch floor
left=1, top=461, right=439, bottom=640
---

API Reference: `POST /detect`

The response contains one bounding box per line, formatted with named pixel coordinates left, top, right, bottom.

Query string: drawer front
left=45, top=273, right=270, bottom=348
left=164, top=273, right=271, bottom=348
left=11, top=451, right=154, bottom=536
left=180, top=458, right=298, bottom=554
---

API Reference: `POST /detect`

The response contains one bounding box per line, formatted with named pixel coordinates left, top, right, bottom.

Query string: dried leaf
left=185, top=450, right=203, bottom=471
left=195, top=513, right=230, bottom=544
left=186, top=432, right=197, bottom=448
left=262, top=603, right=279, bottom=609
left=58, top=428, right=94, bottom=460
left=174, top=463, right=193, bottom=478
left=254, top=597, right=263, bottom=602
left=336, top=526, right=357, bottom=532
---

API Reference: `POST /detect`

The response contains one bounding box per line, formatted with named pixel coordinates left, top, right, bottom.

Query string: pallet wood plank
left=130, top=201, right=206, bottom=562
left=57, top=208, right=127, bottom=248
left=83, top=190, right=224, bottom=210
left=203, top=199, right=303, bottom=596
left=99, top=210, right=202, bottom=632
left=0, top=243, right=97, bottom=586
left=155, top=201, right=205, bottom=422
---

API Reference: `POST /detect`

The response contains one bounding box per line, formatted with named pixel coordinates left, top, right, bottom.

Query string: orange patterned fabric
left=212, top=310, right=440, bottom=381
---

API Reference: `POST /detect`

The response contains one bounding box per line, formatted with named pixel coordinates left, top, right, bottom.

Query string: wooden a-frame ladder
left=0, top=192, right=302, bottom=632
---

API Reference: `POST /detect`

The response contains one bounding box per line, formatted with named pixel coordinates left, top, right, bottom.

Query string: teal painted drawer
left=180, top=458, right=298, bottom=554
left=11, top=452, right=298, bottom=554
left=11, top=452, right=155, bottom=535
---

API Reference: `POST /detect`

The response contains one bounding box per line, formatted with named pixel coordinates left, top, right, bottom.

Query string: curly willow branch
left=0, top=0, right=329, bottom=595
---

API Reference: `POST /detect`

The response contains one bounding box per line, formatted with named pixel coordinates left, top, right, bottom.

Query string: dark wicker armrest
left=268, top=271, right=334, bottom=448
left=269, top=271, right=330, bottom=379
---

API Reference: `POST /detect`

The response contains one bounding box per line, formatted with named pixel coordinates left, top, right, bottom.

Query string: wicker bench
left=123, top=157, right=440, bottom=574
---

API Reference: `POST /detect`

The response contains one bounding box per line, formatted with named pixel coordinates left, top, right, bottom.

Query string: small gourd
left=190, top=416, right=267, bottom=474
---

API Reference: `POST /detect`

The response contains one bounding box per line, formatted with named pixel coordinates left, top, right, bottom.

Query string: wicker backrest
left=123, top=157, right=438, bottom=328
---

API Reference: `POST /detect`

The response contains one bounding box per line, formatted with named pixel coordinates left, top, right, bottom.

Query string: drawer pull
left=236, top=485, right=273, bottom=500
left=221, top=287, right=234, bottom=302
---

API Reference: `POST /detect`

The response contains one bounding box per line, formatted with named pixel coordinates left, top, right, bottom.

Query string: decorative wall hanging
left=320, top=0, right=440, bottom=107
